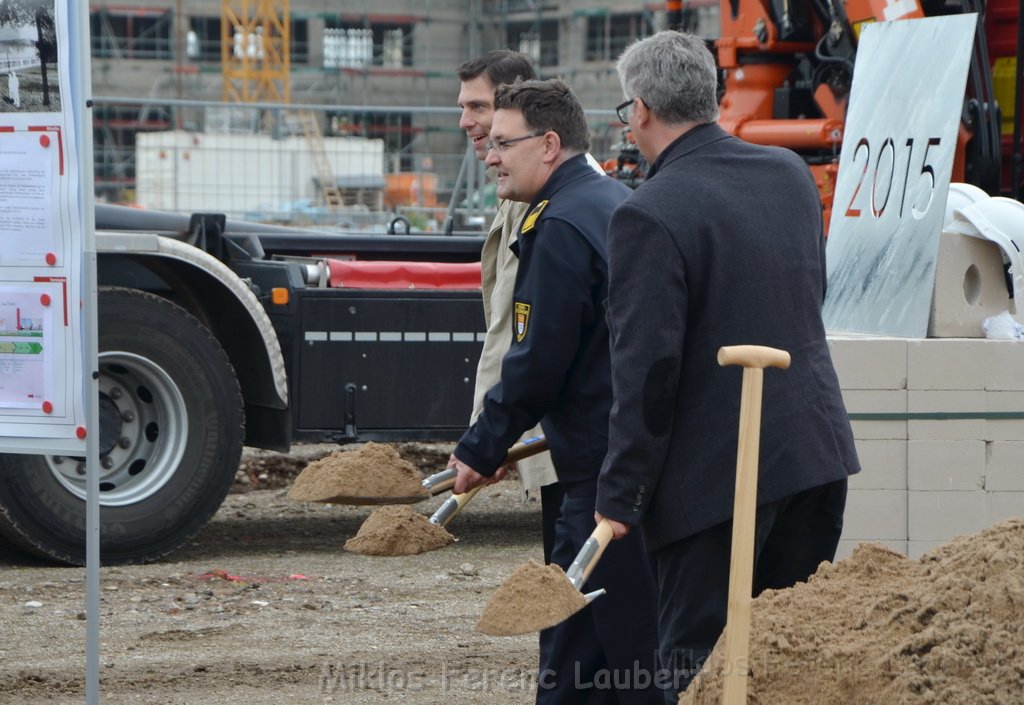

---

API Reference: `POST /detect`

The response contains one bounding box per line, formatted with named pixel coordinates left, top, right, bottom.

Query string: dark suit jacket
left=596, top=123, right=860, bottom=552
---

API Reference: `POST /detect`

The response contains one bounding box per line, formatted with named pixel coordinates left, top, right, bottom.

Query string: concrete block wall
left=828, top=336, right=1024, bottom=560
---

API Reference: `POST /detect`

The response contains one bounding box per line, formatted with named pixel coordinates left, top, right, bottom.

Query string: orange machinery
left=663, top=0, right=1021, bottom=226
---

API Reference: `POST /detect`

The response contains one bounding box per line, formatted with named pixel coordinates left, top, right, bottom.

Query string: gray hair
left=616, top=30, right=719, bottom=126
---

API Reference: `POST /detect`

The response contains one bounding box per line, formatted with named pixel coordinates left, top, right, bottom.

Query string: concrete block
left=907, top=339, right=989, bottom=390
left=985, top=392, right=1024, bottom=441
left=908, top=390, right=987, bottom=440
left=836, top=539, right=907, bottom=561
left=986, top=441, right=1024, bottom=491
left=986, top=340, right=1024, bottom=391
left=987, top=493, right=1024, bottom=524
left=842, top=389, right=908, bottom=413
left=850, top=419, right=907, bottom=441
left=908, top=490, right=989, bottom=541
left=849, top=439, right=906, bottom=490
left=828, top=336, right=907, bottom=390
left=907, top=440, right=985, bottom=490
left=844, top=390, right=908, bottom=439
left=842, top=489, right=906, bottom=541
left=928, top=232, right=1009, bottom=337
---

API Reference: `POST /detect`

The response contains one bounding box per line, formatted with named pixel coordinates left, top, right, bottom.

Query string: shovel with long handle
left=717, top=345, right=790, bottom=705
left=428, top=435, right=549, bottom=525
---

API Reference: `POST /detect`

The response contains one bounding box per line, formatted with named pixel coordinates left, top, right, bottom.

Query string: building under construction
left=88, top=0, right=719, bottom=218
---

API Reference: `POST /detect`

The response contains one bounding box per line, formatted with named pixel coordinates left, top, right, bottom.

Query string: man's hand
left=448, top=453, right=508, bottom=494
left=594, top=511, right=631, bottom=540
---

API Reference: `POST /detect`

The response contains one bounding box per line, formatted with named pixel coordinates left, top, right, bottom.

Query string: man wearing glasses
left=449, top=79, right=662, bottom=704
left=456, top=50, right=563, bottom=563
left=597, top=31, right=858, bottom=702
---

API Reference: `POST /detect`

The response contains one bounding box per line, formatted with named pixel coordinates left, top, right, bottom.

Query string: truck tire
left=0, top=287, right=244, bottom=565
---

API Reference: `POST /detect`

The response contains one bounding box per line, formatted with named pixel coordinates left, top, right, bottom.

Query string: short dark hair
left=493, top=79, right=590, bottom=153
left=457, top=50, right=536, bottom=88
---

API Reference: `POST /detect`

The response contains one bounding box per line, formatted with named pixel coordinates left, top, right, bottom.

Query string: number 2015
left=843, top=137, right=942, bottom=221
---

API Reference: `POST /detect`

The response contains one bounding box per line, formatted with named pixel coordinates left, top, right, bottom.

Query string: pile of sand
left=287, top=442, right=430, bottom=504
left=681, top=518, right=1024, bottom=705
left=476, top=559, right=587, bottom=636
left=344, top=505, right=455, bottom=556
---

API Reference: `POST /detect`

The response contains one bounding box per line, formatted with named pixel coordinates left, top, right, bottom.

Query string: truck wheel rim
left=46, top=351, right=189, bottom=506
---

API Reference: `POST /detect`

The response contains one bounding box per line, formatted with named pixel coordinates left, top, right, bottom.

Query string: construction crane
left=220, top=0, right=343, bottom=210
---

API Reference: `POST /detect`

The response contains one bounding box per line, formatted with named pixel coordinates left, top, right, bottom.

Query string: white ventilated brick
left=908, top=490, right=989, bottom=541
left=828, top=336, right=907, bottom=390
left=908, top=339, right=989, bottom=390
left=841, top=489, right=906, bottom=542
left=987, top=493, right=1024, bottom=524
left=907, top=440, right=985, bottom=491
left=908, top=390, right=987, bottom=441
left=836, top=539, right=907, bottom=561
left=985, top=391, right=1024, bottom=442
left=986, top=339, right=1024, bottom=391
left=849, top=439, right=906, bottom=490
left=986, top=441, right=1024, bottom=491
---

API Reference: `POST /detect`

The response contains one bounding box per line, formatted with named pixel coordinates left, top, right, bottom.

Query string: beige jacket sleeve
left=471, top=199, right=557, bottom=495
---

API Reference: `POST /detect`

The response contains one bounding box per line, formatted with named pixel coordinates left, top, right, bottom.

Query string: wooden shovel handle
left=718, top=344, right=789, bottom=705
left=717, top=345, right=791, bottom=370
left=565, top=518, right=614, bottom=590
left=424, top=436, right=550, bottom=496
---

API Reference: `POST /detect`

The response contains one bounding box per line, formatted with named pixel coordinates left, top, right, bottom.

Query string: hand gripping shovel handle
left=427, top=436, right=549, bottom=525
left=564, top=518, right=615, bottom=591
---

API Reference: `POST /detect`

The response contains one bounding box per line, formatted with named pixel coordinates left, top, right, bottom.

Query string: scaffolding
left=87, top=1, right=721, bottom=207
left=221, top=0, right=291, bottom=103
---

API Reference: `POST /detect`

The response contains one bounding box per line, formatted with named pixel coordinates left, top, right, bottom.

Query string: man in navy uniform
left=449, top=79, right=663, bottom=704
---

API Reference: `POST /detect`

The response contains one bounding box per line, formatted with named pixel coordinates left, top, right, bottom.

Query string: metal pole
left=70, top=1, right=103, bottom=703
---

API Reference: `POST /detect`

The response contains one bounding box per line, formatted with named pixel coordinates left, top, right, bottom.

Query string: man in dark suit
left=595, top=31, right=861, bottom=703
left=450, top=78, right=663, bottom=704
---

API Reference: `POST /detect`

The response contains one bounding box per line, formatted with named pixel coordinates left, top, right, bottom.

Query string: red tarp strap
left=325, top=259, right=482, bottom=290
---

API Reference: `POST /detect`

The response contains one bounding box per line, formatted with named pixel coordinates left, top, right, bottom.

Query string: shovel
left=717, top=344, right=790, bottom=705
left=428, top=435, right=548, bottom=525
left=476, top=517, right=611, bottom=635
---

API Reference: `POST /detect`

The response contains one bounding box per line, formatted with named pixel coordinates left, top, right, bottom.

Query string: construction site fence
left=92, top=97, right=626, bottom=233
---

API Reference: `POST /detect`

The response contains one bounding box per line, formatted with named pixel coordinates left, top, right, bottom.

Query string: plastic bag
left=982, top=310, right=1023, bottom=340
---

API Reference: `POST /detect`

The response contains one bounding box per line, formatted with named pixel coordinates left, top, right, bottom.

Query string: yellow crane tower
left=220, top=0, right=342, bottom=210
left=220, top=0, right=290, bottom=103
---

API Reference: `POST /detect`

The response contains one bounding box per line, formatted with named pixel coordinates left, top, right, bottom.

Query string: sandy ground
left=0, top=444, right=546, bottom=704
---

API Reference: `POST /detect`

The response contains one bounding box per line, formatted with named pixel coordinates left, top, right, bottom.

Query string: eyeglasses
left=615, top=97, right=642, bottom=124
left=485, top=133, right=542, bottom=153
left=615, top=98, right=635, bottom=124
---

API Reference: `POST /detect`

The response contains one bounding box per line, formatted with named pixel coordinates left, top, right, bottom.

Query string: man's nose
left=458, top=110, right=473, bottom=130
left=484, top=149, right=499, bottom=167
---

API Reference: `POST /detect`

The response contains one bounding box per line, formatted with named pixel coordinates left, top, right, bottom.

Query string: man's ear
left=541, top=130, right=561, bottom=163
left=634, top=99, right=651, bottom=128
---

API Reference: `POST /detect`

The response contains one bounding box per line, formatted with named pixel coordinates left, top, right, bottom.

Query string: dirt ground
left=0, top=443, right=547, bottom=705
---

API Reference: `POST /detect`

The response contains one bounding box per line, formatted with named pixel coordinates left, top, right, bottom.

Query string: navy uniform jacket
left=455, top=155, right=632, bottom=483
left=596, top=123, right=860, bottom=552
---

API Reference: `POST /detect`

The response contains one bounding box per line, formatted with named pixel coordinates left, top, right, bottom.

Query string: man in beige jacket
left=456, top=50, right=561, bottom=561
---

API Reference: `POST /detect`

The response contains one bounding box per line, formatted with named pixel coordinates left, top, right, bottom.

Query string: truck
left=0, top=209, right=491, bottom=565
left=0, top=0, right=1019, bottom=566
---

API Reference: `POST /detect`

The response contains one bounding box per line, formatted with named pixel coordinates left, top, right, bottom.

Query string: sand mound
left=476, top=559, right=587, bottom=636
left=681, top=518, right=1024, bottom=705
left=344, top=505, right=454, bottom=556
left=287, top=442, right=429, bottom=504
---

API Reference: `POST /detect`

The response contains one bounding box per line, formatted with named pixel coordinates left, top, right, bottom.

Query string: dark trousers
left=540, top=482, right=564, bottom=564
left=536, top=481, right=664, bottom=705
left=655, top=478, right=847, bottom=704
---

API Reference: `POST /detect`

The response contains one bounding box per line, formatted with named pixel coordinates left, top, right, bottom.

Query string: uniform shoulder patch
left=514, top=301, right=531, bottom=342
left=520, top=200, right=548, bottom=234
